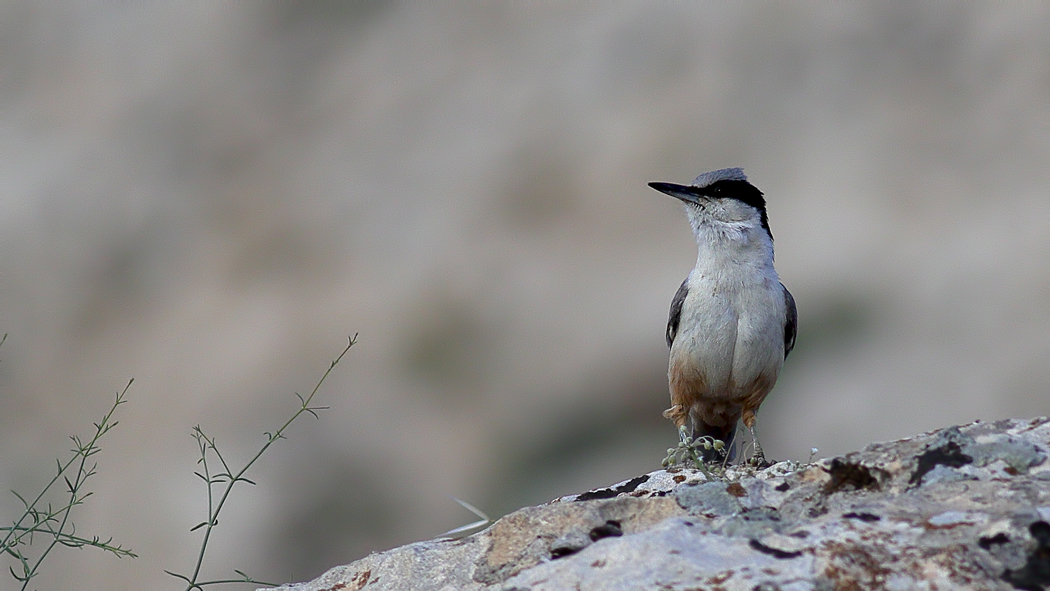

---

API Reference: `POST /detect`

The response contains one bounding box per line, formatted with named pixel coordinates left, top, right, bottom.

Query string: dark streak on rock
left=909, top=441, right=973, bottom=485
left=576, top=475, right=650, bottom=501
left=589, top=520, right=623, bottom=541
left=550, top=546, right=580, bottom=559
left=843, top=512, right=881, bottom=522
left=749, top=539, right=802, bottom=559
left=979, top=532, right=1010, bottom=549
left=824, top=458, right=884, bottom=493
left=1002, top=521, right=1050, bottom=590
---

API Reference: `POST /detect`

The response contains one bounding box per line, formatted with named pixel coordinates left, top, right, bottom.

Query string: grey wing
left=666, top=278, right=689, bottom=349
left=782, top=283, right=797, bottom=359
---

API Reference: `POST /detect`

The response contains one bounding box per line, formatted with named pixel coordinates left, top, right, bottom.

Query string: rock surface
left=267, top=418, right=1050, bottom=591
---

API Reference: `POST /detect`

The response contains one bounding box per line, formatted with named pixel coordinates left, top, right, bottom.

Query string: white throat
left=687, top=207, right=776, bottom=274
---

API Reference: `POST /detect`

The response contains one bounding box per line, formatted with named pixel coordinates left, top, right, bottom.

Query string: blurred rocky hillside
left=0, top=2, right=1048, bottom=588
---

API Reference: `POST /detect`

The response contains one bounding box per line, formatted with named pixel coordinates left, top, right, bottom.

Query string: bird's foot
left=746, top=424, right=773, bottom=468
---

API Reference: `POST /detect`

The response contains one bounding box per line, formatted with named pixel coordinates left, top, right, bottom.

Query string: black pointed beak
left=648, top=182, right=706, bottom=206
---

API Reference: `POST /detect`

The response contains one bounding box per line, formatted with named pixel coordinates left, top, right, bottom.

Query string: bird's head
left=649, top=168, right=771, bottom=240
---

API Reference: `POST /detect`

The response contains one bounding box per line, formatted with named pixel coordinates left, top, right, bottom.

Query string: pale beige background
left=1, top=2, right=1048, bottom=588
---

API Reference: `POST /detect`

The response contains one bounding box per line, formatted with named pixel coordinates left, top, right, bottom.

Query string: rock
left=266, top=417, right=1050, bottom=591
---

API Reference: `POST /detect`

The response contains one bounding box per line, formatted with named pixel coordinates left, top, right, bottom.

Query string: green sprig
left=166, top=335, right=357, bottom=590
left=661, top=426, right=726, bottom=473
left=1, top=376, right=136, bottom=589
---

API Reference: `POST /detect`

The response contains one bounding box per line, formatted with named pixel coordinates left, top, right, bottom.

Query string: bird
left=649, top=168, right=796, bottom=465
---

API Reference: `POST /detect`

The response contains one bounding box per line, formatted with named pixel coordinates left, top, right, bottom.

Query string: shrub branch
left=166, top=335, right=357, bottom=590
left=1, top=375, right=136, bottom=590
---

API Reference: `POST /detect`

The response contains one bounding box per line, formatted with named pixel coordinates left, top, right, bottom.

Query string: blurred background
left=0, top=2, right=1048, bottom=588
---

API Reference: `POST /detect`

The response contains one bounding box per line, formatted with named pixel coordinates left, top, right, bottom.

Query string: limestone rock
left=267, top=418, right=1050, bottom=591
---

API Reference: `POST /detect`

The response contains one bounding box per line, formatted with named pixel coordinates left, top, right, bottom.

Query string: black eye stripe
left=698, top=179, right=771, bottom=239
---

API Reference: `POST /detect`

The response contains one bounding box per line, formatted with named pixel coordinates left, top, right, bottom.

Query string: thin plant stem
left=1, top=377, right=136, bottom=588
left=168, top=335, right=356, bottom=590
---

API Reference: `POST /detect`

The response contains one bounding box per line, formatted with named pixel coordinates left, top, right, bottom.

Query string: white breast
left=672, top=216, right=786, bottom=399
